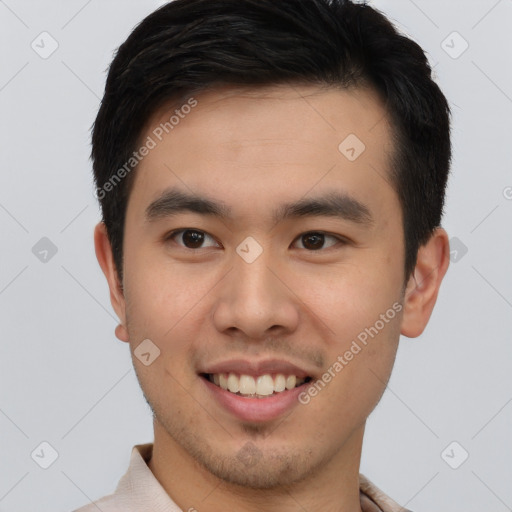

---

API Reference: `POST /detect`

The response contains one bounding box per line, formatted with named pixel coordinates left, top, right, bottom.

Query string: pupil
left=303, top=232, right=324, bottom=250
left=183, top=230, right=204, bottom=248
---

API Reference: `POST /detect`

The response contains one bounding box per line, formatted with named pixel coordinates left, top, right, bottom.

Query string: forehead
left=146, top=83, right=390, bottom=153
left=128, top=83, right=398, bottom=226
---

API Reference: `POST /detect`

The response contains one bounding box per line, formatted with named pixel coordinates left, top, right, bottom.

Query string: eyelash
left=163, top=228, right=349, bottom=252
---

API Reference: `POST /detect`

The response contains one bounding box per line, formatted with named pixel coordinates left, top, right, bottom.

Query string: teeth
left=239, top=375, right=256, bottom=394
left=219, top=373, right=228, bottom=390
left=227, top=373, right=240, bottom=393
left=208, top=373, right=307, bottom=397
left=274, top=374, right=286, bottom=392
left=285, top=375, right=297, bottom=390
left=256, top=375, right=274, bottom=396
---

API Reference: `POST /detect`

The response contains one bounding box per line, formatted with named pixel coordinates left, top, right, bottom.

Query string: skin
left=95, top=83, right=450, bottom=512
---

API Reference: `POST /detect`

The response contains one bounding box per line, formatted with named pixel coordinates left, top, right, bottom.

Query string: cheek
left=123, top=267, right=189, bottom=370
left=125, top=246, right=204, bottom=329
left=301, top=310, right=401, bottom=434
left=302, top=262, right=401, bottom=336
left=301, top=266, right=402, bottom=394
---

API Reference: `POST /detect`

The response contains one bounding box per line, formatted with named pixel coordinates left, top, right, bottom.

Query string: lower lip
left=201, top=375, right=308, bottom=423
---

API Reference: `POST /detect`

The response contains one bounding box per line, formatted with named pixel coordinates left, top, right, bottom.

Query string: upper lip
left=199, top=359, right=316, bottom=379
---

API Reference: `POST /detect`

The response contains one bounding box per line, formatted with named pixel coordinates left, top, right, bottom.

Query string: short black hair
left=91, top=0, right=451, bottom=285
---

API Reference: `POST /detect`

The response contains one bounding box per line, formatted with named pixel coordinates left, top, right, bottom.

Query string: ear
left=400, top=227, right=450, bottom=338
left=94, top=221, right=129, bottom=343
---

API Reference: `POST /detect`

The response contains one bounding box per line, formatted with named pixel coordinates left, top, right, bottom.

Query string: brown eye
left=166, top=229, right=219, bottom=249
left=181, top=230, right=204, bottom=248
left=294, top=232, right=342, bottom=251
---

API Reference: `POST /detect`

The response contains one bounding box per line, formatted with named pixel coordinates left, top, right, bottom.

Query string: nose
left=212, top=248, right=300, bottom=341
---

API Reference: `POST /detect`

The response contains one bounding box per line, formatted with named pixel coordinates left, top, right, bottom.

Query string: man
left=76, top=0, right=451, bottom=510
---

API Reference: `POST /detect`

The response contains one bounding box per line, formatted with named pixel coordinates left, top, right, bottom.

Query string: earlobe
left=93, top=221, right=129, bottom=343
left=400, top=228, right=450, bottom=338
left=115, top=323, right=130, bottom=343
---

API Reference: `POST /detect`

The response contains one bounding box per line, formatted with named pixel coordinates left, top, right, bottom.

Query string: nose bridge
left=235, top=248, right=277, bottom=305
left=212, top=243, right=299, bottom=338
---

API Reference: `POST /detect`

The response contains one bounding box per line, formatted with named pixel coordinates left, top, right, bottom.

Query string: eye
left=292, top=231, right=345, bottom=251
left=164, top=229, right=220, bottom=249
left=164, top=229, right=347, bottom=252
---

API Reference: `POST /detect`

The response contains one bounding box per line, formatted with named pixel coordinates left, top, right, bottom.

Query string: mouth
left=197, top=359, right=318, bottom=422
left=200, top=372, right=312, bottom=399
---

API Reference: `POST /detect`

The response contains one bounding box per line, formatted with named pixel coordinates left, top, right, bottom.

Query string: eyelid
left=164, top=228, right=349, bottom=251
left=165, top=228, right=221, bottom=248
left=291, top=231, right=348, bottom=251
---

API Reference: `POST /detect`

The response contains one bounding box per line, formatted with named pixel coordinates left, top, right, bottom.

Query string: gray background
left=1, top=0, right=511, bottom=510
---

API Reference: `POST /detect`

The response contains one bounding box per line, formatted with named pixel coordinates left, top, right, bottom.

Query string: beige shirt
left=73, top=443, right=411, bottom=512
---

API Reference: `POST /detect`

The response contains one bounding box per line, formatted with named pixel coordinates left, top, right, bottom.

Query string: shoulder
left=359, top=473, right=413, bottom=512
left=72, top=492, right=133, bottom=512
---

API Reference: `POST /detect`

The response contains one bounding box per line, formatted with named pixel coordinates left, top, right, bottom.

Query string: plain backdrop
left=0, top=1, right=511, bottom=511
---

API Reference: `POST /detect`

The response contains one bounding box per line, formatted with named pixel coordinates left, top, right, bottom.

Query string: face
left=111, top=84, right=408, bottom=488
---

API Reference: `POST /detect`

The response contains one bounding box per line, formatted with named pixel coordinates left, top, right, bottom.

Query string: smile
left=203, top=372, right=312, bottom=398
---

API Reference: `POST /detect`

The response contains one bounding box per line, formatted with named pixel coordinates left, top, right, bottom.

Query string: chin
left=193, top=446, right=319, bottom=490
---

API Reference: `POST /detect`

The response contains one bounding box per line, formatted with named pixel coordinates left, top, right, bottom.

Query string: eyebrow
left=144, top=187, right=373, bottom=226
